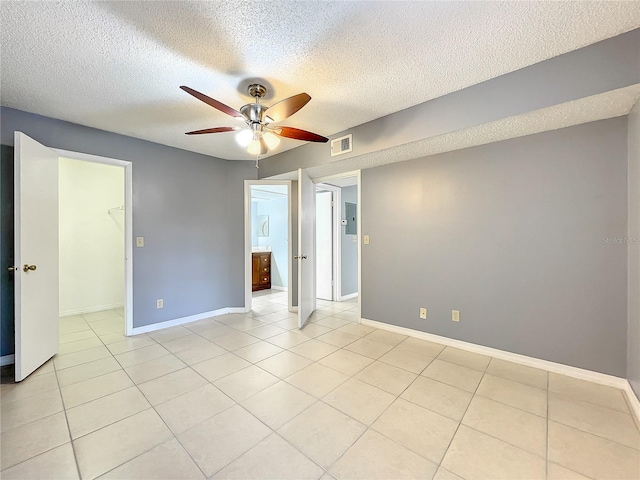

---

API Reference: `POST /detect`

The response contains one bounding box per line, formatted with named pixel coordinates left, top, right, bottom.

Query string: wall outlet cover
left=452, top=310, right=460, bottom=322
left=363, top=235, right=370, bottom=245
left=420, top=307, right=427, bottom=319
left=136, top=236, right=144, bottom=247
left=156, top=299, right=164, bottom=309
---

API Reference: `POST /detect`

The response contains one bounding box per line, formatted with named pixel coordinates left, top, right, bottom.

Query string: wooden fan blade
left=264, top=93, right=311, bottom=123
left=180, top=86, right=243, bottom=118
left=185, top=127, right=240, bottom=135
left=273, top=126, right=328, bottom=143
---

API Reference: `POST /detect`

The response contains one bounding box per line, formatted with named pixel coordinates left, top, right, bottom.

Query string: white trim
left=244, top=180, right=292, bottom=315
left=290, top=306, right=298, bottom=313
left=59, top=303, right=124, bottom=317
left=131, top=307, right=239, bottom=335
left=356, top=171, right=362, bottom=323
left=340, top=292, right=359, bottom=301
left=622, top=383, right=640, bottom=427
left=270, top=285, right=288, bottom=292
left=53, top=148, right=134, bottom=337
left=362, top=317, right=640, bottom=422
left=1, top=354, right=15, bottom=366
left=226, top=307, right=246, bottom=314
left=334, top=188, right=342, bottom=302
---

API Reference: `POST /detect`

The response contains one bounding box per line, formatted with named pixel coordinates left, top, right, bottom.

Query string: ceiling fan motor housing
left=240, top=103, right=267, bottom=124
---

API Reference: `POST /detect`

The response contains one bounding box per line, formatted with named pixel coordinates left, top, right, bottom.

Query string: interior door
left=14, top=132, right=59, bottom=381
left=298, top=169, right=316, bottom=328
left=316, top=190, right=333, bottom=301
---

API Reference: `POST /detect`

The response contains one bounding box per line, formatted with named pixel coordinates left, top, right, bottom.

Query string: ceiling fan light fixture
left=247, top=139, right=262, bottom=155
left=181, top=83, right=329, bottom=155
left=263, top=131, right=280, bottom=150
left=236, top=129, right=253, bottom=147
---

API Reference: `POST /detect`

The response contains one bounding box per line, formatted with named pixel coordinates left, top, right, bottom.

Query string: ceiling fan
left=180, top=83, right=329, bottom=156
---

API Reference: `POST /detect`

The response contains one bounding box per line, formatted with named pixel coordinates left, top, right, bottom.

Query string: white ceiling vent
left=331, top=134, right=353, bottom=157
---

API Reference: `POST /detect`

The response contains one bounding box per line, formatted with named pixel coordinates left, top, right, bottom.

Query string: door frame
left=243, top=180, right=292, bottom=312
left=315, top=183, right=341, bottom=301
left=312, top=170, right=362, bottom=321
left=53, top=148, right=134, bottom=336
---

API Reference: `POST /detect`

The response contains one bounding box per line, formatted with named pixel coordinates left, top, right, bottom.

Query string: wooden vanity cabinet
left=252, top=252, right=271, bottom=291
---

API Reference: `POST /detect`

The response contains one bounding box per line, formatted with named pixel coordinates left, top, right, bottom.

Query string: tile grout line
left=430, top=352, right=491, bottom=478
left=74, top=311, right=180, bottom=479
left=52, top=354, right=83, bottom=480
left=92, top=316, right=212, bottom=479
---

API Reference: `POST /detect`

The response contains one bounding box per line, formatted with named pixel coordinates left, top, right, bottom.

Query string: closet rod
left=107, top=205, right=125, bottom=214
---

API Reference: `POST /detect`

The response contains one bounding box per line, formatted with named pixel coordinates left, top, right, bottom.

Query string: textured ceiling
left=1, top=1, right=640, bottom=161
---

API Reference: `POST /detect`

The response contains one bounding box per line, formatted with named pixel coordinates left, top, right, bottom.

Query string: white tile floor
left=1, top=290, right=639, bottom=479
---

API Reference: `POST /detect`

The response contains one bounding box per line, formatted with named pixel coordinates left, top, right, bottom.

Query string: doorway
left=315, top=175, right=359, bottom=304
left=244, top=180, right=293, bottom=313
left=54, top=148, right=133, bottom=336
left=58, top=157, right=127, bottom=340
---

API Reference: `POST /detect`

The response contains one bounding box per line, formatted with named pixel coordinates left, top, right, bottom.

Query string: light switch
left=136, top=236, right=144, bottom=247
left=363, top=235, right=370, bottom=245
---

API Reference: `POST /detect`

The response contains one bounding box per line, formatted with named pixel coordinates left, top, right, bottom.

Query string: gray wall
left=628, top=100, right=640, bottom=397
left=1, top=107, right=256, bottom=327
left=362, top=118, right=628, bottom=377
left=341, top=185, right=358, bottom=297
left=226, top=161, right=259, bottom=308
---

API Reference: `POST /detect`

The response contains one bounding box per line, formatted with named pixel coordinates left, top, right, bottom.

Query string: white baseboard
left=131, top=307, right=237, bottom=335
left=227, top=307, right=247, bottom=314
left=0, top=354, right=15, bottom=366
left=60, top=303, right=124, bottom=317
left=622, top=383, right=640, bottom=428
left=340, top=292, right=358, bottom=301
left=290, top=306, right=298, bottom=313
left=361, top=317, right=640, bottom=423
left=270, top=285, right=288, bottom=292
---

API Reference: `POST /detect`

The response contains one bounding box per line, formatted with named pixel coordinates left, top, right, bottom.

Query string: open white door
left=298, top=169, right=316, bottom=328
left=14, top=132, right=59, bottom=381
left=316, top=190, right=333, bottom=301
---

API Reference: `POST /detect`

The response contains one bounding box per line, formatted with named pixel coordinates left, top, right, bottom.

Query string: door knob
left=301, top=255, right=307, bottom=260
left=7, top=266, right=16, bottom=272
left=23, top=264, right=37, bottom=272
left=294, top=255, right=300, bottom=260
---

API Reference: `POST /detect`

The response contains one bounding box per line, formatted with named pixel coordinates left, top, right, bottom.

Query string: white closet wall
left=59, top=158, right=124, bottom=316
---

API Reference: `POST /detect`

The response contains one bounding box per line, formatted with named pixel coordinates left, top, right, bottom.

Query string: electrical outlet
left=157, top=299, right=164, bottom=309
left=363, top=235, right=370, bottom=245
left=419, top=307, right=427, bottom=319
left=452, top=310, right=460, bottom=322
left=136, top=236, right=145, bottom=247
